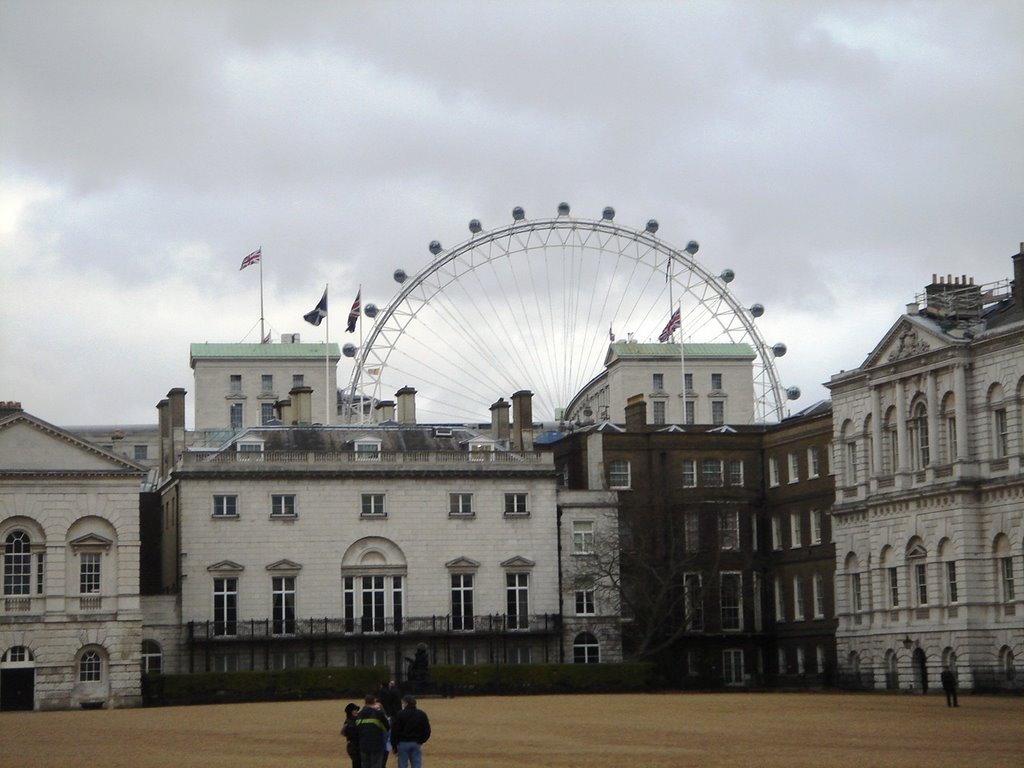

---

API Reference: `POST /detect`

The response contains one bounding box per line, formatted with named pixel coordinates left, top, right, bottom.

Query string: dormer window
left=354, top=441, right=381, bottom=461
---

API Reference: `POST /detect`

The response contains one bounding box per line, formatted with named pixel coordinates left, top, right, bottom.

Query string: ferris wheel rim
left=346, top=211, right=786, bottom=423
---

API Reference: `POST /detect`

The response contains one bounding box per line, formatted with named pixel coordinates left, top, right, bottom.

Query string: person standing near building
left=941, top=666, right=959, bottom=707
left=390, top=694, right=431, bottom=768
left=355, top=694, right=391, bottom=768
left=340, top=702, right=361, bottom=768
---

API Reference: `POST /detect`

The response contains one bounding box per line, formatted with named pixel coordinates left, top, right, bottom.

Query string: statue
left=405, top=643, right=430, bottom=683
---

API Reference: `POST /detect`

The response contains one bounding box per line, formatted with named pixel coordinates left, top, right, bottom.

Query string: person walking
left=940, top=666, right=959, bottom=707
left=354, top=694, right=391, bottom=768
left=340, top=702, right=361, bottom=768
left=390, top=694, right=431, bottom=768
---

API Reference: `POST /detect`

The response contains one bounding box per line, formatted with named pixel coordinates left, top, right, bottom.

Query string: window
left=79, top=650, right=102, bottom=682
left=133, top=445, right=148, bottom=461
left=720, top=573, right=742, bottom=631
left=788, top=452, right=799, bottom=483
left=504, top=493, right=529, bottom=516
left=229, top=402, right=243, bottom=429
left=993, top=408, right=1009, bottom=458
left=845, top=440, right=858, bottom=484
left=272, top=576, right=296, bottom=635
left=652, top=400, right=666, bottom=425
left=3, top=531, right=32, bottom=596
left=354, top=441, right=381, bottom=461
left=359, top=575, right=386, bottom=632
left=343, top=574, right=403, bottom=634
left=684, top=510, right=700, bottom=552
left=722, top=649, right=744, bottom=685
left=36, top=551, right=44, bottom=595
left=790, top=513, right=802, bottom=548
left=769, top=457, right=780, bottom=487
left=261, top=374, right=273, bottom=392
left=684, top=400, right=695, bottom=425
left=1001, top=557, right=1016, bottom=602
left=912, top=402, right=930, bottom=468
left=684, top=373, right=693, bottom=391
left=946, top=415, right=958, bottom=462
left=793, top=576, right=805, bottom=621
left=685, top=573, right=703, bottom=630
left=573, top=632, right=600, bottom=664
left=850, top=573, right=863, bottom=613
left=229, top=374, right=242, bottom=393
left=797, top=646, right=806, bottom=675
left=771, top=516, right=783, bottom=550
left=271, top=494, right=296, bottom=518
left=572, top=521, right=594, bottom=554
left=575, top=586, right=596, bottom=615
left=213, top=578, right=238, bottom=636
left=946, top=561, right=959, bottom=603
left=808, top=447, right=820, bottom=478
left=811, top=510, right=822, bottom=545
left=80, top=552, right=101, bottom=594
left=608, top=460, right=631, bottom=488
left=449, top=493, right=474, bottom=516
left=719, top=509, right=739, bottom=551
left=774, top=578, right=785, bottom=622
left=711, top=373, right=723, bottom=390
left=816, top=646, right=826, bottom=675
left=506, top=573, right=529, bottom=630
left=451, top=573, right=474, bottom=630
left=702, top=458, right=723, bottom=487
left=682, top=459, right=696, bottom=488
left=451, top=647, right=475, bottom=665
left=888, top=567, right=900, bottom=608
left=813, top=574, right=825, bottom=618
left=914, top=562, right=928, bottom=605
left=361, top=493, right=386, bottom=517
left=727, top=459, right=744, bottom=486
left=652, top=373, right=664, bottom=390
left=261, top=403, right=275, bottom=425
left=711, top=400, right=725, bottom=425
left=141, top=640, right=162, bottom=675
left=212, top=495, right=238, bottom=518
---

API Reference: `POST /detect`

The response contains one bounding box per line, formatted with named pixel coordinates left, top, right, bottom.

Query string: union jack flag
left=346, top=289, right=361, bottom=333
left=658, top=308, right=680, bottom=343
left=239, top=248, right=261, bottom=270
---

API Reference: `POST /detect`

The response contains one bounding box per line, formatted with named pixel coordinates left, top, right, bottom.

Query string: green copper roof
left=608, top=342, right=755, bottom=359
left=190, top=342, right=341, bottom=364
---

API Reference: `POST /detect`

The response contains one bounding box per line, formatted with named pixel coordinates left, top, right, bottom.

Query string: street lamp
left=902, top=635, right=914, bottom=650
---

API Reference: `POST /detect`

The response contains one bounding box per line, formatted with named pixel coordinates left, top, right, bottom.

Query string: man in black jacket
left=354, top=694, right=390, bottom=768
left=390, top=694, right=431, bottom=768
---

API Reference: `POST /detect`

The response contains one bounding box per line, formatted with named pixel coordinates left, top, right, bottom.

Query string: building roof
left=605, top=342, right=755, bottom=364
left=190, top=342, right=340, bottom=366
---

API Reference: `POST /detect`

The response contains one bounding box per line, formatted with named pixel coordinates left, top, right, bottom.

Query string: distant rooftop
left=190, top=342, right=341, bottom=366
left=606, top=342, right=755, bottom=361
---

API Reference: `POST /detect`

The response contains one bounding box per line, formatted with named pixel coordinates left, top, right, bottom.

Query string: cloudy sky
left=1, top=0, right=1022, bottom=428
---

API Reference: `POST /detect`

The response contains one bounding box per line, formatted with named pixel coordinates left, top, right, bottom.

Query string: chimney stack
left=156, top=398, right=170, bottom=476
left=375, top=400, right=396, bottom=423
left=511, top=390, right=534, bottom=452
left=396, top=386, right=417, bottom=424
left=275, top=397, right=293, bottom=425
left=291, top=386, right=313, bottom=424
left=625, top=394, right=647, bottom=431
left=1013, top=242, right=1024, bottom=311
left=490, top=398, right=511, bottom=446
left=0, top=401, right=23, bottom=418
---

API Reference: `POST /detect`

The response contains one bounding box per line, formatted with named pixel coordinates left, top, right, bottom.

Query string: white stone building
left=564, top=342, right=756, bottom=426
left=0, top=403, right=147, bottom=710
left=190, top=337, right=340, bottom=433
left=828, top=248, right=1024, bottom=691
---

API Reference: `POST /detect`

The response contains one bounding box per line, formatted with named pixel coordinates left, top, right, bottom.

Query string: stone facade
left=0, top=404, right=147, bottom=710
left=828, top=251, right=1024, bottom=691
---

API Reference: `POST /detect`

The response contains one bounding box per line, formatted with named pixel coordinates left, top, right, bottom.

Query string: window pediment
left=500, top=555, right=535, bottom=569
left=208, top=560, right=245, bottom=573
left=266, top=559, right=302, bottom=572
left=69, top=533, right=113, bottom=552
left=445, top=556, right=480, bottom=570
left=906, top=543, right=928, bottom=559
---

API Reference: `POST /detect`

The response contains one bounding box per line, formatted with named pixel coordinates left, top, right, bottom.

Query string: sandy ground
left=0, top=692, right=1021, bottom=768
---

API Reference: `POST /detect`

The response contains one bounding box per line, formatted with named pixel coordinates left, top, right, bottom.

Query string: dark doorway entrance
left=1, top=668, right=35, bottom=711
left=912, top=647, right=928, bottom=693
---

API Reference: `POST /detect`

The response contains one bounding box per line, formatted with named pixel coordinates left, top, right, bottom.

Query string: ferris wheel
left=343, top=204, right=797, bottom=424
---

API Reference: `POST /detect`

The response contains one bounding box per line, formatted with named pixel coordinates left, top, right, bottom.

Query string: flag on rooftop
left=658, top=308, right=681, bottom=342
left=609, top=325, right=615, bottom=342
left=303, top=288, right=328, bottom=326
left=346, top=289, right=361, bottom=333
left=261, top=330, right=272, bottom=344
left=240, top=248, right=261, bottom=270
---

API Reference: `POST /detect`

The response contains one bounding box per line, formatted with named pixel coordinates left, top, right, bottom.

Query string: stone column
left=895, top=379, right=908, bottom=471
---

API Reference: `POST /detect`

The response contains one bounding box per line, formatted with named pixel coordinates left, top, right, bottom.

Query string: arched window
left=573, top=632, right=600, bottom=664
left=884, top=649, right=899, bottom=690
left=906, top=538, right=929, bottom=607
left=883, top=406, right=898, bottom=473
left=910, top=401, right=929, bottom=469
left=840, top=420, right=858, bottom=485
left=999, top=646, right=1015, bottom=681
left=844, top=552, right=863, bottom=617
left=940, top=392, right=957, bottom=463
left=3, top=531, right=32, bottom=596
left=141, top=640, right=162, bottom=675
left=993, top=534, right=1015, bottom=603
left=988, top=384, right=1009, bottom=459
left=938, top=538, right=959, bottom=605
left=79, top=650, right=102, bottom=682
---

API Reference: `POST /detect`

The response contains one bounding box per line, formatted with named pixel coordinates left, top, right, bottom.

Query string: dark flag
left=304, top=289, right=328, bottom=326
left=346, top=289, right=361, bottom=333
left=658, top=308, right=681, bottom=342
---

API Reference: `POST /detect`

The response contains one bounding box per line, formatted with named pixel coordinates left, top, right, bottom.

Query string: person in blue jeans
left=389, top=694, right=431, bottom=768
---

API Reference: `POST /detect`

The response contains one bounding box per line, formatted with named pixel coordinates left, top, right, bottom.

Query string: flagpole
left=259, top=245, right=265, bottom=343
left=324, top=283, right=330, bottom=425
